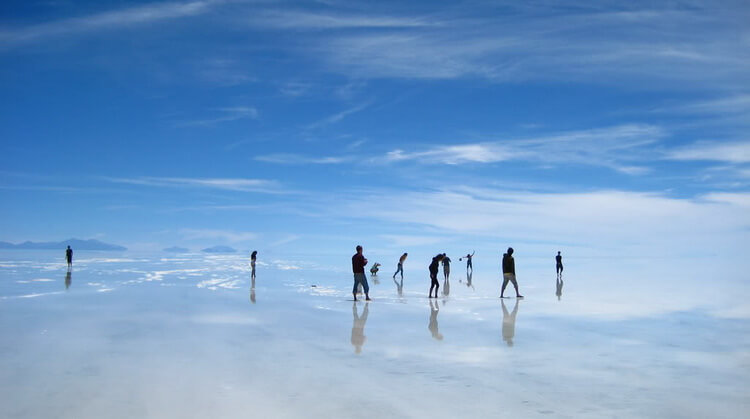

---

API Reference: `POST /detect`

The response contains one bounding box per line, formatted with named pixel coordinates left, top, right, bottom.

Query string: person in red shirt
left=352, top=245, right=371, bottom=301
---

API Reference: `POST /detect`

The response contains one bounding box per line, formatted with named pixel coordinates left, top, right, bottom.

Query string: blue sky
left=1, top=0, right=748, bottom=264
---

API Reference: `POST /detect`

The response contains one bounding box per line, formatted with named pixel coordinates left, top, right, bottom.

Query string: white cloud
left=180, top=228, right=256, bottom=243
left=385, top=124, right=663, bottom=173
left=254, top=154, right=350, bottom=164
left=106, top=176, right=282, bottom=193
left=307, top=102, right=370, bottom=129
left=667, top=141, right=750, bottom=163
left=0, top=0, right=216, bottom=46
left=338, top=187, right=750, bottom=258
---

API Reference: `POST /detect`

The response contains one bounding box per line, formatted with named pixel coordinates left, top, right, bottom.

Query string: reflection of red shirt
left=352, top=253, right=367, bottom=273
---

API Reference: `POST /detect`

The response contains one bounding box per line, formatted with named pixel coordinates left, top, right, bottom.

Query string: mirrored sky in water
left=1, top=251, right=748, bottom=418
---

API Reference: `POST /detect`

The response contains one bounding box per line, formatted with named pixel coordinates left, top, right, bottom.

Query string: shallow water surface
left=0, top=251, right=747, bottom=418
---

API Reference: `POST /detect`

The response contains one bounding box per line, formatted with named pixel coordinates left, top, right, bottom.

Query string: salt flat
left=0, top=251, right=747, bottom=418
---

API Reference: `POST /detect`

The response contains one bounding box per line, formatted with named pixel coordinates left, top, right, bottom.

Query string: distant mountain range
left=0, top=238, right=127, bottom=251
left=202, top=245, right=236, bottom=253
left=163, top=246, right=190, bottom=252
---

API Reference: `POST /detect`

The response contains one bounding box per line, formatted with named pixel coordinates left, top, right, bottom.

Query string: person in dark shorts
left=556, top=251, right=563, bottom=278
left=429, top=253, right=444, bottom=298
left=65, top=246, right=73, bottom=270
left=501, top=247, right=523, bottom=298
left=352, top=245, right=371, bottom=301
left=393, top=253, right=408, bottom=279
left=250, top=250, right=257, bottom=279
left=460, top=251, right=474, bottom=273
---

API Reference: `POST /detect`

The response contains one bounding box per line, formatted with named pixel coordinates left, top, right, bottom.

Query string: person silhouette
left=393, top=253, right=407, bottom=280
left=501, top=298, right=519, bottom=347
left=351, top=302, right=369, bottom=354
left=556, top=276, right=563, bottom=301
left=352, top=245, right=371, bottom=301
left=250, top=250, right=257, bottom=279
left=442, top=254, right=451, bottom=281
left=428, top=253, right=444, bottom=298
left=65, top=246, right=73, bottom=270
left=460, top=251, right=474, bottom=273
left=556, top=251, right=563, bottom=278
left=501, top=247, right=523, bottom=298
left=428, top=299, right=443, bottom=340
left=65, top=271, right=71, bottom=290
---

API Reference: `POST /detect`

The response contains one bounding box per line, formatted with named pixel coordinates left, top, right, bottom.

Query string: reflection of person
left=502, top=299, right=519, bottom=347
left=501, top=248, right=523, bottom=298
left=556, top=251, right=563, bottom=278
left=250, top=276, right=256, bottom=304
left=428, top=253, right=444, bottom=298
left=65, top=246, right=73, bottom=269
left=352, top=245, right=371, bottom=301
left=393, top=253, right=407, bottom=279
left=250, top=250, right=257, bottom=279
left=428, top=300, right=443, bottom=340
left=442, top=254, right=451, bottom=281
left=393, top=276, right=404, bottom=296
left=65, top=271, right=71, bottom=290
left=351, top=302, right=369, bottom=354
left=460, top=251, right=474, bottom=272
left=556, top=277, right=563, bottom=301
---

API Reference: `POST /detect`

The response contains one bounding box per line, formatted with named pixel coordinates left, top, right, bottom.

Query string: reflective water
left=0, top=251, right=747, bottom=418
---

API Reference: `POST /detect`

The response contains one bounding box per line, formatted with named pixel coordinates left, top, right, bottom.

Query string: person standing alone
left=556, top=251, right=563, bottom=278
left=352, top=245, right=371, bottom=301
left=393, top=252, right=408, bottom=280
left=65, top=246, right=73, bottom=270
left=501, top=247, right=523, bottom=299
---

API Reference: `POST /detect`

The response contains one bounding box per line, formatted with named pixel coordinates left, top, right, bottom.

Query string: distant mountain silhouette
left=163, top=246, right=190, bottom=252
left=202, top=245, right=236, bottom=253
left=0, top=238, right=126, bottom=251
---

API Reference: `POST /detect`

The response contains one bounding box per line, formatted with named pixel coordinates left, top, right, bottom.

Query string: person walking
left=352, top=245, right=371, bottom=301
left=460, top=251, right=474, bottom=273
left=250, top=250, right=257, bottom=279
left=556, top=251, right=563, bottom=278
left=429, top=253, right=444, bottom=298
left=393, top=253, right=408, bottom=279
left=65, top=246, right=73, bottom=270
left=501, top=247, right=523, bottom=298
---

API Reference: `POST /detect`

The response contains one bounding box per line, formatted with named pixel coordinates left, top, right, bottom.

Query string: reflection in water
left=442, top=275, right=450, bottom=297
left=501, top=299, right=519, bottom=347
left=428, top=300, right=443, bottom=340
left=250, top=276, right=256, bottom=304
left=556, top=277, right=563, bottom=301
left=351, top=302, right=369, bottom=354
left=64, top=271, right=71, bottom=290
left=465, top=271, right=474, bottom=289
left=393, top=277, right=403, bottom=296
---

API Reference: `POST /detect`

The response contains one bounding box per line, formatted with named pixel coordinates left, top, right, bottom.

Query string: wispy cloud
left=254, top=153, right=351, bottom=164
left=306, top=102, right=370, bottom=129
left=1, top=0, right=217, bottom=46
left=385, top=124, right=664, bottom=174
left=180, top=228, right=256, bottom=243
left=247, top=10, right=435, bottom=30
left=178, top=107, right=258, bottom=127
left=667, top=141, right=750, bottom=164
left=106, top=176, right=282, bottom=193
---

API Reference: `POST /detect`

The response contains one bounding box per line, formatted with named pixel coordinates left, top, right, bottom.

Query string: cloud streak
left=1, top=0, right=217, bottom=46
left=106, top=176, right=282, bottom=193
left=385, top=124, right=664, bottom=174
